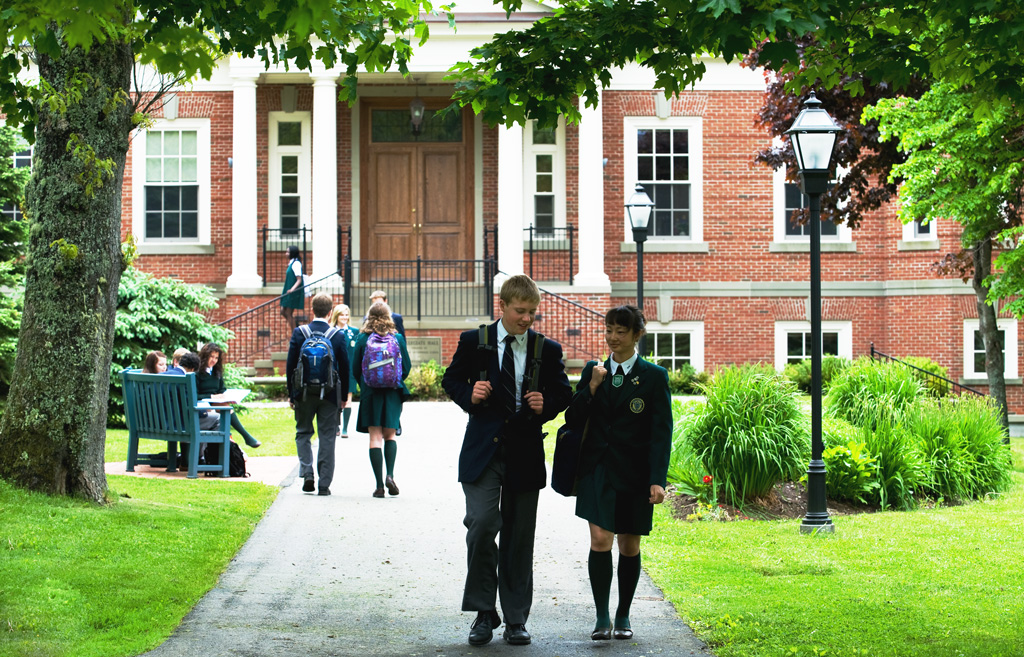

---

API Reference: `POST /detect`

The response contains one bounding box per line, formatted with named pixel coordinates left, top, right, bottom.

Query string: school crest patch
left=629, top=398, right=644, bottom=414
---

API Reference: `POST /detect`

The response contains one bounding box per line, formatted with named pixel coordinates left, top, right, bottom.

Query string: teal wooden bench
left=121, top=369, right=233, bottom=478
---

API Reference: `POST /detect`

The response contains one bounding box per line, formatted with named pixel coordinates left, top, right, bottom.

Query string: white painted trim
left=267, top=111, right=312, bottom=232
left=644, top=320, right=706, bottom=372
left=963, top=318, right=1019, bottom=379
left=622, top=116, right=704, bottom=244
left=522, top=117, right=566, bottom=231
left=131, top=117, right=212, bottom=246
left=773, top=320, right=853, bottom=371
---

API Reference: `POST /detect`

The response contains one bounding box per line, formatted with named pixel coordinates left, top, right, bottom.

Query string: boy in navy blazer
left=442, top=274, right=571, bottom=646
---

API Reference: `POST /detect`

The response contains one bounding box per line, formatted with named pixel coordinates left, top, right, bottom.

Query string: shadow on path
left=143, top=402, right=711, bottom=657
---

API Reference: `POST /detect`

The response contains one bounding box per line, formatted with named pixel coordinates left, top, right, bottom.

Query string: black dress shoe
left=468, top=610, right=500, bottom=646
left=372, top=487, right=385, bottom=498
left=613, top=616, right=632, bottom=639
left=385, top=475, right=400, bottom=496
left=317, top=488, right=331, bottom=496
left=591, top=627, right=612, bottom=641
left=503, top=623, right=531, bottom=645
left=302, top=477, right=315, bottom=492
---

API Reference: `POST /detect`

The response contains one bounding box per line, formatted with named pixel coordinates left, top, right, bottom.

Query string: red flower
left=702, top=475, right=713, bottom=484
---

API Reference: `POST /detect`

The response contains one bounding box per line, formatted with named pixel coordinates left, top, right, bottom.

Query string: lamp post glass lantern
left=785, top=92, right=842, bottom=535
left=626, top=183, right=654, bottom=355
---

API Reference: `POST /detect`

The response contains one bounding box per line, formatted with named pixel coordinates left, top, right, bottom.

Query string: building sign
left=406, top=336, right=442, bottom=366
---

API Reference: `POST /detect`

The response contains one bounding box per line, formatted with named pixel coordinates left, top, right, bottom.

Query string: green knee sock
left=369, top=448, right=384, bottom=488
left=342, top=407, right=351, bottom=433
left=615, top=552, right=641, bottom=625
left=383, top=440, right=397, bottom=477
left=589, top=549, right=613, bottom=627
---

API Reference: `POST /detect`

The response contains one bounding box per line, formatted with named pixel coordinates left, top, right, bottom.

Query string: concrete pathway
left=143, top=402, right=711, bottom=657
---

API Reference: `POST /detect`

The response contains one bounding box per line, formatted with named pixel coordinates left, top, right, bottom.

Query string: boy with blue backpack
left=286, top=292, right=350, bottom=496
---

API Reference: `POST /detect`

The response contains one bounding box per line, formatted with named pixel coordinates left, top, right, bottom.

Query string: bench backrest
left=121, top=369, right=202, bottom=439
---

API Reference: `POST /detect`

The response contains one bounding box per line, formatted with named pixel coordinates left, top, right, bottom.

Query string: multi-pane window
left=785, top=330, right=840, bottom=364
left=784, top=183, right=838, bottom=238
left=636, top=128, right=690, bottom=238
left=971, top=328, right=1004, bottom=375
left=524, top=120, right=564, bottom=235
left=144, top=130, right=198, bottom=240
left=644, top=332, right=694, bottom=371
left=963, top=319, right=1018, bottom=379
left=277, top=121, right=302, bottom=235
left=1, top=147, right=31, bottom=221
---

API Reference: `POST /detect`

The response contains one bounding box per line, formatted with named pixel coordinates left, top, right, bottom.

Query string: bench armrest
left=195, top=405, right=234, bottom=417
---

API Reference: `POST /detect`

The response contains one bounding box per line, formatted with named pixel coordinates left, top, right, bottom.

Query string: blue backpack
left=361, top=332, right=403, bottom=388
left=294, top=325, right=340, bottom=400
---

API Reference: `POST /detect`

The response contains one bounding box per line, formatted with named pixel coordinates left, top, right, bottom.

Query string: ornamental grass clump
left=825, top=357, right=923, bottom=428
left=683, top=364, right=809, bottom=507
left=907, top=395, right=1012, bottom=501
left=862, top=410, right=928, bottom=510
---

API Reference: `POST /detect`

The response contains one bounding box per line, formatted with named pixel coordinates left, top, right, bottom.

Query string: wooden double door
left=361, top=99, right=474, bottom=280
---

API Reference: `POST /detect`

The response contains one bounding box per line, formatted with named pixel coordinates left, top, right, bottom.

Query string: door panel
left=361, top=101, right=474, bottom=282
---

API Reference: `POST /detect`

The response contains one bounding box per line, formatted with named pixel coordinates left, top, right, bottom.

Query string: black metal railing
left=531, top=279, right=605, bottom=363
left=343, top=258, right=496, bottom=322
left=337, top=225, right=352, bottom=270
left=525, top=225, right=575, bottom=283
left=261, top=226, right=310, bottom=284
left=870, top=343, right=984, bottom=397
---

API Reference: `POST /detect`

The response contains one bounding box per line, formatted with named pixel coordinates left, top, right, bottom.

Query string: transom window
left=144, top=130, right=198, bottom=240
left=371, top=109, right=461, bottom=143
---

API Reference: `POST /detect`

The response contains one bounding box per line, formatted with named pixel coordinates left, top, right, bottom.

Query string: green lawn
left=0, top=476, right=277, bottom=657
left=643, top=436, right=1024, bottom=657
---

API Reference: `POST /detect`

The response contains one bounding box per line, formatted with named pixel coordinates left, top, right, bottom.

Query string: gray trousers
left=461, top=451, right=539, bottom=625
left=294, top=395, right=340, bottom=491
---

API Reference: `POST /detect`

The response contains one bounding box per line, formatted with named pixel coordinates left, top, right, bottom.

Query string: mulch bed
left=669, top=481, right=878, bottom=521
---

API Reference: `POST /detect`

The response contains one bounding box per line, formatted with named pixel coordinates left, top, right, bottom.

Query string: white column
left=310, top=74, right=339, bottom=282
left=497, top=122, right=525, bottom=283
left=225, top=75, right=263, bottom=290
left=575, top=90, right=611, bottom=288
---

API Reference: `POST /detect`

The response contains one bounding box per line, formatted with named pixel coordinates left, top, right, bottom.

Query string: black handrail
left=870, top=342, right=985, bottom=397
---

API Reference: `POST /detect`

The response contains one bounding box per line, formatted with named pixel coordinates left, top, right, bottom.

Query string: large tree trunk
left=972, top=237, right=1009, bottom=430
left=0, top=35, right=134, bottom=501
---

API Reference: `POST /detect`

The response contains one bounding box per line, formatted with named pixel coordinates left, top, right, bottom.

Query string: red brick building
left=99, top=3, right=1024, bottom=419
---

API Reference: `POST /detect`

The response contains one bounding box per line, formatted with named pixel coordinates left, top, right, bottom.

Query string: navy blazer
left=285, top=318, right=351, bottom=401
left=442, top=321, right=572, bottom=492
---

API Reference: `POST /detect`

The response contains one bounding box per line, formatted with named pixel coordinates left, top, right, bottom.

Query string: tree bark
left=0, top=36, right=133, bottom=501
left=972, top=237, right=1009, bottom=430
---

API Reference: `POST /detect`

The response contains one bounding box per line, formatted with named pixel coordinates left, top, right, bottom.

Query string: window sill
left=960, top=377, right=1022, bottom=386
left=769, top=241, right=857, bottom=253
left=897, top=239, right=940, bottom=251
left=137, top=243, right=215, bottom=255
left=620, top=241, right=709, bottom=254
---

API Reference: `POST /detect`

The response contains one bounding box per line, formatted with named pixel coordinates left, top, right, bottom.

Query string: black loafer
left=612, top=627, right=633, bottom=640
left=503, top=623, right=531, bottom=645
left=302, top=477, right=315, bottom=492
left=385, top=476, right=400, bottom=496
left=468, top=610, right=500, bottom=646
left=591, top=627, right=612, bottom=641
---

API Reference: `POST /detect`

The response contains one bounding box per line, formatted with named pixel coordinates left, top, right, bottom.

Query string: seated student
left=143, top=350, right=168, bottom=374
left=164, top=348, right=190, bottom=375
left=196, top=342, right=261, bottom=449
left=159, top=350, right=217, bottom=467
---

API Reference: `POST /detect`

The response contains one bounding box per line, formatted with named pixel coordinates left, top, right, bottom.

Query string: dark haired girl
left=563, top=305, right=672, bottom=641
left=196, top=342, right=261, bottom=449
left=280, top=245, right=304, bottom=329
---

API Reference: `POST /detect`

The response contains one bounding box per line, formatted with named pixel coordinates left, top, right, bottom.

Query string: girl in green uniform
left=280, top=245, right=304, bottom=329
left=329, top=303, right=360, bottom=439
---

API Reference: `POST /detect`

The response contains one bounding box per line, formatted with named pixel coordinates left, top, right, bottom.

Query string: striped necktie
left=501, top=335, right=517, bottom=415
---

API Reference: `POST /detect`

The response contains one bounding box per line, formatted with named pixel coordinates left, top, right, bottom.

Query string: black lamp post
left=786, top=92, right=842, bottom=535
left=626, top=183, right=654, bottom=355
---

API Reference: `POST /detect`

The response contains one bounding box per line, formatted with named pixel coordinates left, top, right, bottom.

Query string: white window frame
left=901, top=218, right=934, bottom=241
left=643, top=321, right=705, bottom=372
left=623, top=116, right=703, bottom=244
left=962, top=318, right=1018, bottom=379
left=523, top=118, right=566, bottom=239
left=772, top=166, right=852, bottom=244
left=131, top=118, right=211, bottom=244
left=774, top=320, right=853, bottom=371
left=268, top=111, right=312, bottom=235
left=1, top=143, right=31, bottom=221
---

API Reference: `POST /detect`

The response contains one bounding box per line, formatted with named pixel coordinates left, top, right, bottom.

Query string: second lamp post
left=626, top=183, right=654, bottom=355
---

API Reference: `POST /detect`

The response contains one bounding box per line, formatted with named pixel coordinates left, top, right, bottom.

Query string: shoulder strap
left=299, top=324, right=312, bottom=340
left=478, top=323, right=488, bottom=347
left=324, top=326, right=339, bottom=340
left=527, top=332, right=546, bottom=392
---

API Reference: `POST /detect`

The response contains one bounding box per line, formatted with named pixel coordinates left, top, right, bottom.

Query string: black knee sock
left=383, top=440, right=397, bottom=477
left=589, top=549, right=613, bottom=627
left=615, top=552, right=641, bottom=624
left=369, top=448, right=384, bottom=488
left=342, top=407, right=351, bottom=432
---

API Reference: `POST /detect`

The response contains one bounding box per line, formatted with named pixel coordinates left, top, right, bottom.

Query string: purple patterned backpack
left=361, top=332, right=403, bottom=388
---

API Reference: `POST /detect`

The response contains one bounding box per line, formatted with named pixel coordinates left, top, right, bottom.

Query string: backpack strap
left=476, top=323, right=493, bottom=383
left=298, top=324, right=312, bottom=340
left=526, top=332, right=546, bottom=392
